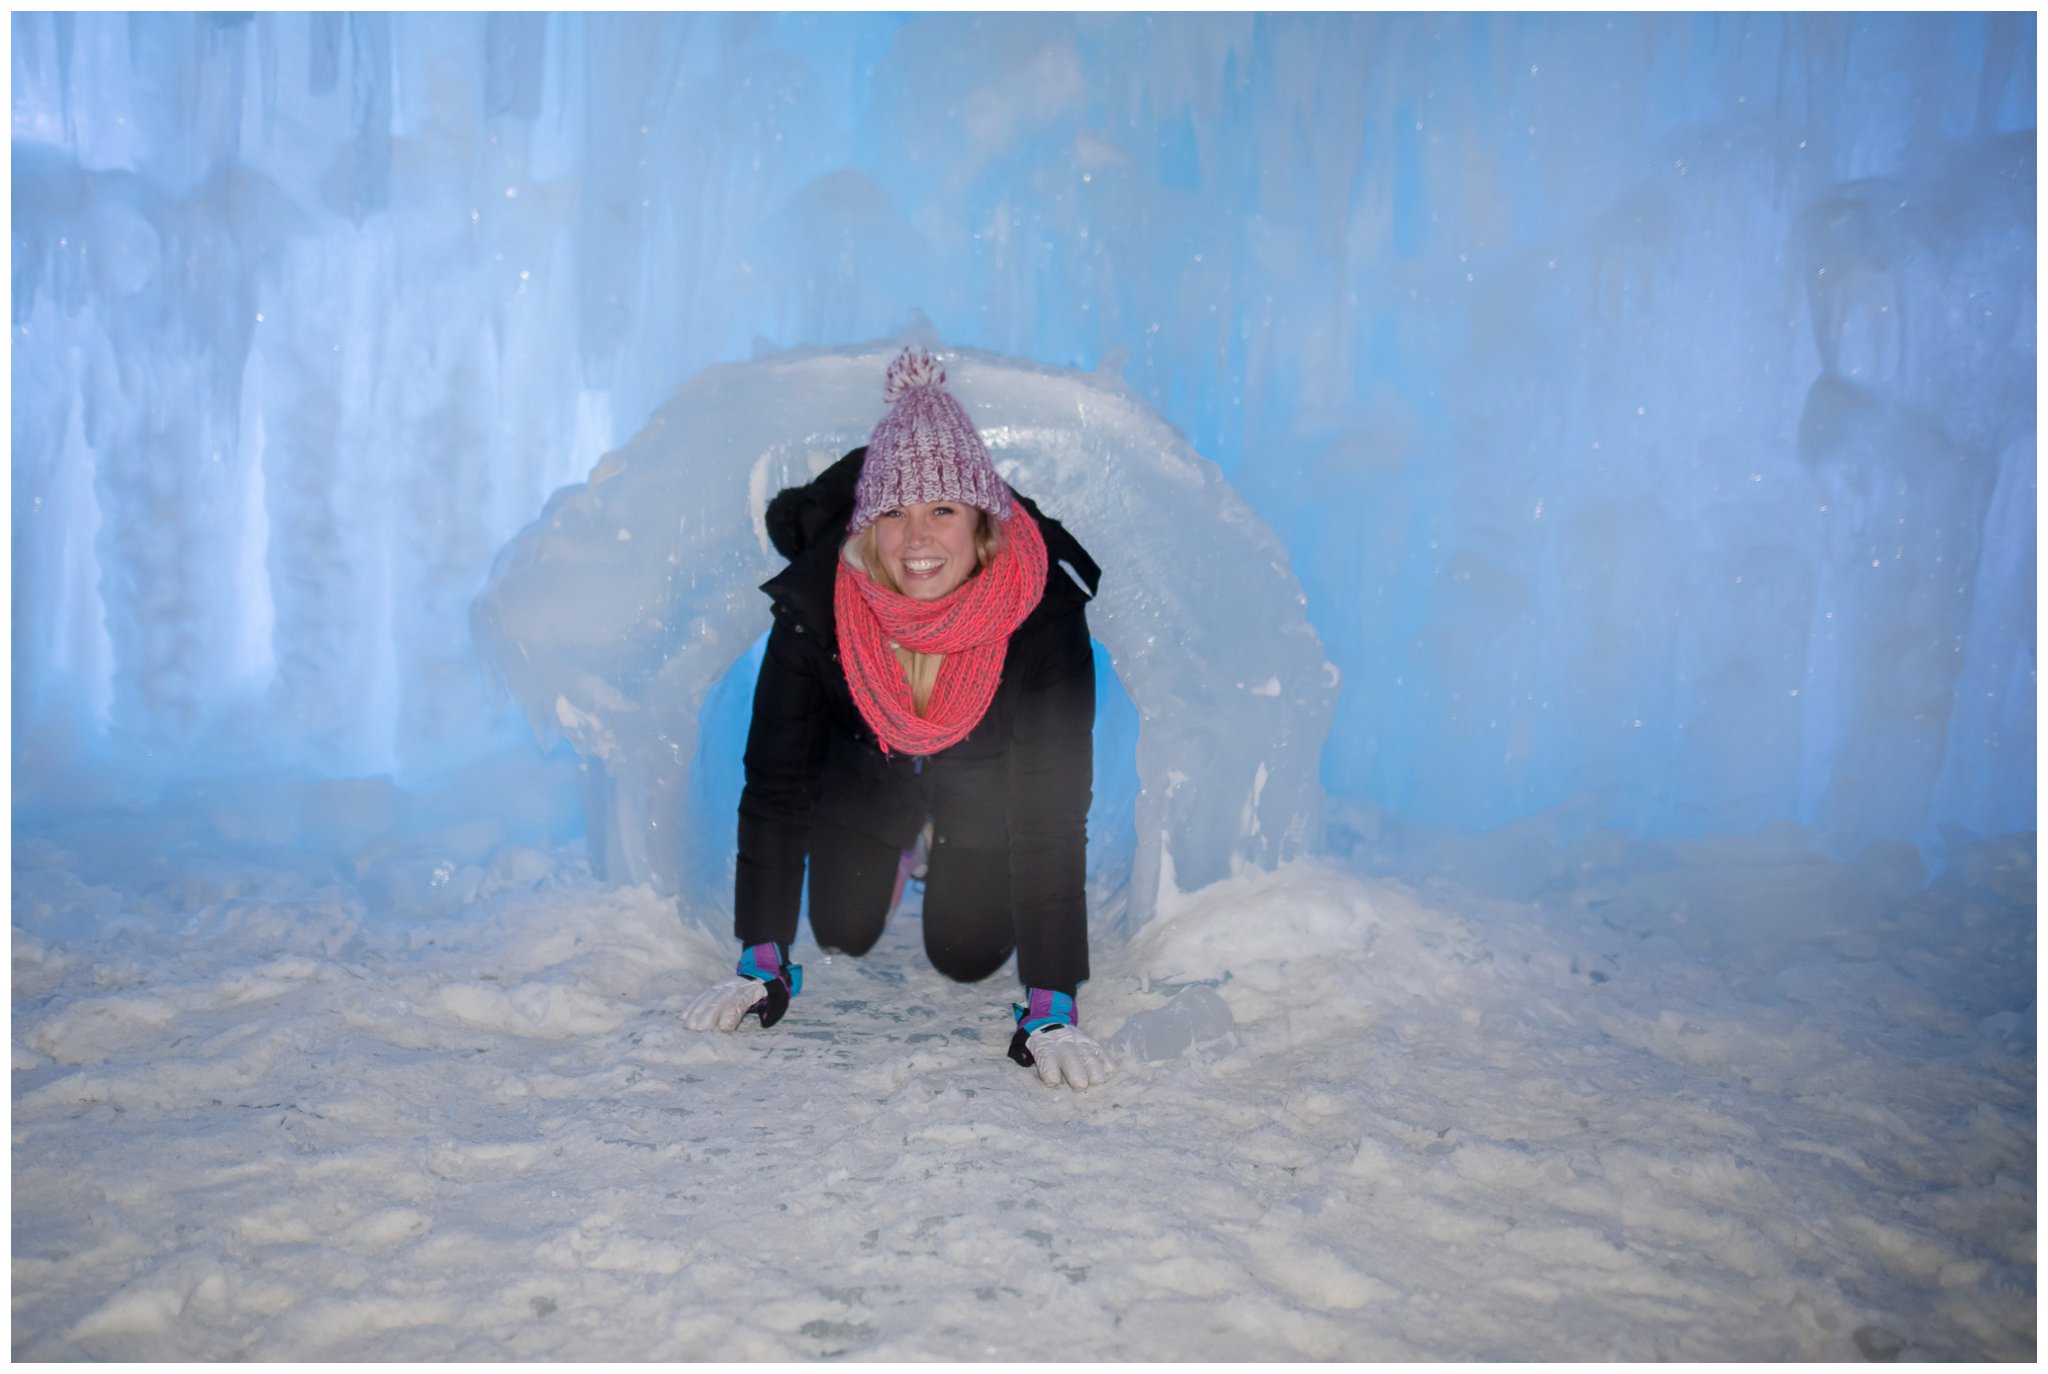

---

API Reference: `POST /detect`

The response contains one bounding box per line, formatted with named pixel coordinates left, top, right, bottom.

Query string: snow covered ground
left=11, top=802, right=2035, bottom=1360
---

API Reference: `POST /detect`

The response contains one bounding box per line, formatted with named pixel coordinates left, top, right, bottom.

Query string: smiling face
left=869, top=501, right=986, bottom=600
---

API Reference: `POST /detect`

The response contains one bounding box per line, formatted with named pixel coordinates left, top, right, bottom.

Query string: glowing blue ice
left=9, top=13, right=2034, bottom=888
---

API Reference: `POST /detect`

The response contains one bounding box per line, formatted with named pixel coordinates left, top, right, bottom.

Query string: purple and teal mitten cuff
left=1007, top=988, right=1076, bottom=1068
left=736, top=941, right=803, bottom=1028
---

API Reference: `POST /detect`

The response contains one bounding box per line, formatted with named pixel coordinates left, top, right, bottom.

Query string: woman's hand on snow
left=681, top=976, right=771, bottom=1032
left=1024, top=1025, right=1112, bottom=1090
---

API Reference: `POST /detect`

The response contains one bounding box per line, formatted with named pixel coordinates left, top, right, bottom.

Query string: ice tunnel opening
left=472, top=340, right=1340, bottom=936
left=681, top=632, right=1144, bottom=936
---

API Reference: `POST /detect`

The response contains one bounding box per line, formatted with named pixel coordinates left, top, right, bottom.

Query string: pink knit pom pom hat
left=849, top=347, right=1013, bottom=534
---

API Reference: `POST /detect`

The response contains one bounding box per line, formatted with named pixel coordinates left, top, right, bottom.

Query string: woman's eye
left=932, top=505, right=956, bottom=517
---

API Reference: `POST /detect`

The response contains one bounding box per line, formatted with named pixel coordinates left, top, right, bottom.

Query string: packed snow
left=11, top=792, right=2033, bottom=1360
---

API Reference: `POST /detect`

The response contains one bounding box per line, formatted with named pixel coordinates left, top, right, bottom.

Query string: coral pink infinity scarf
left=835, top=507, right=1048, bottom=756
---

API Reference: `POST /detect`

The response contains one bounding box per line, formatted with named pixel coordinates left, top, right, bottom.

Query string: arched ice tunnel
left=472, top=340, right=1338, bottom=936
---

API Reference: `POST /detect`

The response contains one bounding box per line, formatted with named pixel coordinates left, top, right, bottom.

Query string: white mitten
left=1022, top=1025, right=1112, bottom=1091
left=681, top=976, right=770, bottom=1032
left=683, top=943, right=802, bottom=1032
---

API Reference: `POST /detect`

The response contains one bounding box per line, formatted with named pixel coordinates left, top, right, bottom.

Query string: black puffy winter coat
left=733, top=448, right=1101, bottom=988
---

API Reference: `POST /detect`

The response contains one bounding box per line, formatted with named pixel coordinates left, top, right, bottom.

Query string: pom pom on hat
left=884, top=347, right=948, bottom=404
left=851, top=346, right=1013, bottom=533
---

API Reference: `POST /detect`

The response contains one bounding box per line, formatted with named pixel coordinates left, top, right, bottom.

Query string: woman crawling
left=683, top=348, right=1110, bottom=1092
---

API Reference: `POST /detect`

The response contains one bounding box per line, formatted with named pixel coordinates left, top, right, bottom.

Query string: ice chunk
left=472, top=340, right=1338, bottom=932
left=1109, top=984, right=1240, bottom=1063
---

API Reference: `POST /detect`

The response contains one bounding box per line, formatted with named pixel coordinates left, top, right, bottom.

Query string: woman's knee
left=808, top=890, right=888, bottom=958
left=927, top=946, right=1012, bottom=983
left=816, top=925, right=883, bottom=959
left=925, top=930, right=1012, bottom=983
left=806, top=823, right=901, bottom=958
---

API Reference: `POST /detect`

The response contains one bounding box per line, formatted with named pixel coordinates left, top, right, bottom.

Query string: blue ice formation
left=471, top=341, right=1336, bottom=931
left=9, top=13, right=2035, bottom=892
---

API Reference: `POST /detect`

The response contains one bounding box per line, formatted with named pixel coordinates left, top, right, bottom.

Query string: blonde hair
left=856, top=509, right=1004, bottom=596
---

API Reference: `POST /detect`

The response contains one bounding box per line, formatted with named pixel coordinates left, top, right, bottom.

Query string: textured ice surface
left=471, top=340, right=1336, bottom=932
left=9, top=14, right=2033, bottom=872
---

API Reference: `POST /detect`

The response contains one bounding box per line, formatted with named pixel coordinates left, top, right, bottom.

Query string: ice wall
left=11, top=14, right=2035, bottom=874
left=471, top=341, right=1335, bottom=932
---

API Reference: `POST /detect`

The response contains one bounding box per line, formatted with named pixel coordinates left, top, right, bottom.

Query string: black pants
left=806, top=816, right=1021, bottom=985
